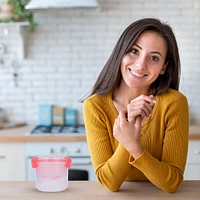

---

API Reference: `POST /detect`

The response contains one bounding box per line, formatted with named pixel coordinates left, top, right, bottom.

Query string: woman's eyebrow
left=134, top=44, right=163, bottom=57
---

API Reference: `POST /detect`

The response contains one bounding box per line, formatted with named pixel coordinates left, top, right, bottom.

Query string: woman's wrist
left=129, top=145, right=144, bottom=159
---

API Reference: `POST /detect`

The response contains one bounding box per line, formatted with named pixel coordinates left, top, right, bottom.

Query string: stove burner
left=29, top=125, right=85, bottom=135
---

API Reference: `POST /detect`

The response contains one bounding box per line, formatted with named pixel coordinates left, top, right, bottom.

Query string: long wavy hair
left=85, top=18, right=180, bottom=99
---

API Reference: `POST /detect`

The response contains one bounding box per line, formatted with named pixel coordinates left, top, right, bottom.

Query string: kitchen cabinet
left=0, top=142, right=25, bottom=181
left=184, top=141, right=200, bottom=180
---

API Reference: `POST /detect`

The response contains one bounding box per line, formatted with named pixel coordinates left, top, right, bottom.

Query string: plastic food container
left=31, top=156, right=72, bottom=192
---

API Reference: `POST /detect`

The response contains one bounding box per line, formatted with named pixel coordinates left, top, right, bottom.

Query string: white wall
left=0, top=0, right=200, bottom=125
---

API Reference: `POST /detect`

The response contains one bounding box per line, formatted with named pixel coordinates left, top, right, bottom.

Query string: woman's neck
left=112, top=81, right=150, bottom=108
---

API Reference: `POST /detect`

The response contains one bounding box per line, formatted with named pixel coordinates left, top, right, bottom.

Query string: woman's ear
left=160, top=62, right=168, bottom=75
left=160, top=69, right=165, bottom=75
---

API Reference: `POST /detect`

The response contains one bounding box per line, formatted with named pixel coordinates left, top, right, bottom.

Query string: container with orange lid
left=32, top=156, right=72, bottom=192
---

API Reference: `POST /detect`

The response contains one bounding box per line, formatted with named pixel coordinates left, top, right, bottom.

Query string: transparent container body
left=32, top=156, right=71, bottom=192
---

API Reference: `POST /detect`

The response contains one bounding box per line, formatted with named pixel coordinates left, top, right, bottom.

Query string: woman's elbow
left=161, top=179, right=182, bottom=193
left=163, top=186, right=178, bottom=193
left=97, top=177, right=121, bottom=192
left=104, top=184, right=120, bottom=192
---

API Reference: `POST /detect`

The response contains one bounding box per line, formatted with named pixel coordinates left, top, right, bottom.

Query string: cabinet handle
left=0, top=155, right=6, bottom=159
left=194, top=150, right=200, bottom=154
left=50, top=148, right=55, bottom=154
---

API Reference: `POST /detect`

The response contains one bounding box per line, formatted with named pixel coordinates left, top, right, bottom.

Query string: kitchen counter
left=0, top=181, right=199, bottom=200
left=0, top=125, right=200, bottom=142
left=0, top=126, right=86, bottom=142
left=188, top=125, right=200, bottom=140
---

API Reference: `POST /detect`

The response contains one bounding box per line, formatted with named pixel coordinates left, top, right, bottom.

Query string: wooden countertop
left=0, top=181, right=199, bottom=200
left=188, top=125, right=200, bottom=140
left=0, top=125, right=200, bottom=142
left=0, top=126, right=86, bottom=142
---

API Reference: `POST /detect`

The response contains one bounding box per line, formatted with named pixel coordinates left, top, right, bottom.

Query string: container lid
left=31, top=156, right=72, bottom=168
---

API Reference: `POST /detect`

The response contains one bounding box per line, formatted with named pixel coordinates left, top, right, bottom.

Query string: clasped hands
left=113, top=95, right=156, bottom=159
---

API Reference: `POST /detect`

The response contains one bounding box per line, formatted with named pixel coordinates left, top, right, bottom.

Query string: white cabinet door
left=184, top=141, right=200, bottom=180
left=0, top=142, right=25, bottom=181
left=184, top=164, right=200, bottom=180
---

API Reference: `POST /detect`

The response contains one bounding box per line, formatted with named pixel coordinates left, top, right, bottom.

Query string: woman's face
left=121, top=31, right=168, bottom=93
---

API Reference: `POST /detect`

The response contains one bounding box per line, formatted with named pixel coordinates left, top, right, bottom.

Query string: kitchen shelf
left=0, top=22, right=29, bottom=60
left=0, top=22, right=29, bottom=26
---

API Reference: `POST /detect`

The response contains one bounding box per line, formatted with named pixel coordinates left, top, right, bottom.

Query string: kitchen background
left=0, top=0, right=200, bottom=126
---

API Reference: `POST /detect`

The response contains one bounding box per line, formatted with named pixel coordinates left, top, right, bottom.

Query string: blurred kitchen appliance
left=28, top=124, right=85, bottom=135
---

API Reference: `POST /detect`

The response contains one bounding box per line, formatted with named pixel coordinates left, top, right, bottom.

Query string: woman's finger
left=119, top=110, right=128, bottom=123
left=130, top=94, right=155, bottom=105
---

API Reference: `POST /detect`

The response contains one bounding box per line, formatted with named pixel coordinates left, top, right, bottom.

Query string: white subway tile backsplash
left=0, top=0, right=200, bottom=124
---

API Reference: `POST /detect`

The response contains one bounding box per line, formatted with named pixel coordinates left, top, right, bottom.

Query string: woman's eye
left=150, top=56, right=159, bottom=62
left=131, top=48, right=138, bottom=54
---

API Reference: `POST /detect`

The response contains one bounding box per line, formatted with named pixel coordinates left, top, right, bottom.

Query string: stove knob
left=60, top=147, right=67, bottom=153
left=75, top=148, right=81, bottom=154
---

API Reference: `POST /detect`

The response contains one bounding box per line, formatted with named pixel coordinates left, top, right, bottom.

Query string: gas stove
left=27, top=125, right=86, bottom=135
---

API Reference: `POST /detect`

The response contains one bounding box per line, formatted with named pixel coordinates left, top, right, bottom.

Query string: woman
left=83, top=18, right=189, bottom=193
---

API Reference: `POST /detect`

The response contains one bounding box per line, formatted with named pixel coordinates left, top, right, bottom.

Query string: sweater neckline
left=107, top=91, right=159, bottom=125
left=108, top=91, right=119, bottom=117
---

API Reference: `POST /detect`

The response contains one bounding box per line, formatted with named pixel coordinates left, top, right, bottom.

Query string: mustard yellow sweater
left=83, top=89, right=189, bottom=193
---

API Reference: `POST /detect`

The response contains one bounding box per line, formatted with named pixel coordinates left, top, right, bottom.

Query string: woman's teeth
left=131, top=71, right=145, bottom=77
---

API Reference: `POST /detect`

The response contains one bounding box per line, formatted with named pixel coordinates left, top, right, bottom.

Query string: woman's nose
left=135, top=57, right=147, bottom=70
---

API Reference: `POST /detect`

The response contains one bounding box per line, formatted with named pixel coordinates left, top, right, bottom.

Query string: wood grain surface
left=0, top=181, right=199, bottom=200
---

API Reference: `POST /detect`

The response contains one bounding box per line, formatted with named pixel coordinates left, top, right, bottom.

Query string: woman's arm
left=83, top=98, right=132, bottom=191
left=130, top=95, right=189, bottom=193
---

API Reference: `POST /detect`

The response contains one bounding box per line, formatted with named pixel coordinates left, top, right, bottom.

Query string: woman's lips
left=129, top=69, right=147, bottom=77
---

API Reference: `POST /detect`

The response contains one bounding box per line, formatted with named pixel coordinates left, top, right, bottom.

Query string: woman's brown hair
left=87, top=18, right=180, bottom=98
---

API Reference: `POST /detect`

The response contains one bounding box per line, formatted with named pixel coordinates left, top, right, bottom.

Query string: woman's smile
left=129, top=68, right=148, bottom=78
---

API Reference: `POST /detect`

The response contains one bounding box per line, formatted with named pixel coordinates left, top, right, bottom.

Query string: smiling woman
left=82, top=18, right=189, bottom=193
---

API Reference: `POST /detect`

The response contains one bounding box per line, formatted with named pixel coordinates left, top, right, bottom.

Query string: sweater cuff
left=129, top=149, right=150, bottom=170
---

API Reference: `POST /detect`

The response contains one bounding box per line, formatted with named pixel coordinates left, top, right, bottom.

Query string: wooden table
left=0, top=181, right=199, bottom=200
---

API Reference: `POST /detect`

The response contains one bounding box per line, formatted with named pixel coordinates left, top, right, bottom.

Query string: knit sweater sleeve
left=83, top=96, right=132, bottom=192
left=130, top=93, right=189, bottom=193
